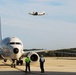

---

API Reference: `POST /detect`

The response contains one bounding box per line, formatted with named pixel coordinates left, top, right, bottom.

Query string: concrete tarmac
left=0, top=57, right=76, bottom=75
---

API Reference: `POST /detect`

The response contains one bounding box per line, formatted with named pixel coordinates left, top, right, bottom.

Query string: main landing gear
left=11, top=59, right=23, bottom=68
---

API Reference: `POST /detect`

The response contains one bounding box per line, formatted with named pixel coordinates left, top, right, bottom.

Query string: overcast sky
left=0, top=0, right=76, bottom=50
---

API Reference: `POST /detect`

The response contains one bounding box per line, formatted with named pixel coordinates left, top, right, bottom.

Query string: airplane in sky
left=0, top=18, right=45, bottom=68
left=28, top=11, right=45, bottom=16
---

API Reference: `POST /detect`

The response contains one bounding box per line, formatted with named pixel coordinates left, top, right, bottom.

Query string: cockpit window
left=9, top=42, right=21, bottom=45
left=10, top=42, right=15, bottom=44
left=16, top=42, right=21, bottom=44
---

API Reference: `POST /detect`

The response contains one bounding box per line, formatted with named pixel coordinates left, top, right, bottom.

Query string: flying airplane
left=0, top=18, right=45, bottom=68
left=28, top=11, right=45, bottom=16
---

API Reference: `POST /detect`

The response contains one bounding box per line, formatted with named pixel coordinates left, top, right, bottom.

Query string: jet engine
left=27, top=52, right=39, bottom=62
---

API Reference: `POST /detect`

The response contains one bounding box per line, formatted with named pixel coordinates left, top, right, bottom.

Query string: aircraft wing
left=0, top=49, right=4, bottom=59
left=22, top=49, right=48, bottom=61
left=23, top=49, right=48, bottom=53
left=56, top=52, right=76, bottom=55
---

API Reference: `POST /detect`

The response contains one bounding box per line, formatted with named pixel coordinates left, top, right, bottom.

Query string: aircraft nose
left=13, top=48, right=19, bottom=54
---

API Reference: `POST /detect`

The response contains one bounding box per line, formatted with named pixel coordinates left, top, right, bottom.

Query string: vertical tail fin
left=0, top=17, right=2, bottom=47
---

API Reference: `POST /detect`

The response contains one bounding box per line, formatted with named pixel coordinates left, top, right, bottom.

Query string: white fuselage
left=1, top=37, right=24, bottom=60
left=29, top=12, right=45, bottom=16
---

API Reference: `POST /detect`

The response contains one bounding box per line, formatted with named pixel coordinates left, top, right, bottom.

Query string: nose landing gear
left=11, top=59, right=16, bottom=68
left=11, top=59, right=23, bottom=68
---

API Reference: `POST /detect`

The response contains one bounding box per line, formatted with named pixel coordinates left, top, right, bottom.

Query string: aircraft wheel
left=20, top=60, right=23, bottom=65
left=4, top=59, right=7, bottom=62
left=14, top=64, right=16, bottom=68
left=16, top=60, right=19, bottom=65
left=11, top=64, right=13, bottom=67
left=11, top=64, right=16, bottom=68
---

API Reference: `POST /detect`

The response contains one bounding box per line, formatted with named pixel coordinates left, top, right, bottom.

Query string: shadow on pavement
left=0, top=71, right=76, bottom=75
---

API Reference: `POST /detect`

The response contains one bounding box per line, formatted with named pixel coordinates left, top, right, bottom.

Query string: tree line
left=37, top=48, right=76, bottom=57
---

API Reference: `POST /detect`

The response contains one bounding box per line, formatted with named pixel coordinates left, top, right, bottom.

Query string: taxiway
left=0, top=57, right=76, bottom=75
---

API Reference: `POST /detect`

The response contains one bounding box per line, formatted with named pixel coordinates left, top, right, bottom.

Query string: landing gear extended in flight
left=11, top=59, right=23, bottom=68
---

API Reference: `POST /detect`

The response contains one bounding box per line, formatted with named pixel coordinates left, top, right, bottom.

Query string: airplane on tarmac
left=28, top=11, right=45, bottom=16
left=0, top=18, right=45, bottom=68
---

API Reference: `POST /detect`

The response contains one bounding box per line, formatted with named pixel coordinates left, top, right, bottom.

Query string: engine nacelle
left=27, top=52, right=39, bottom=62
